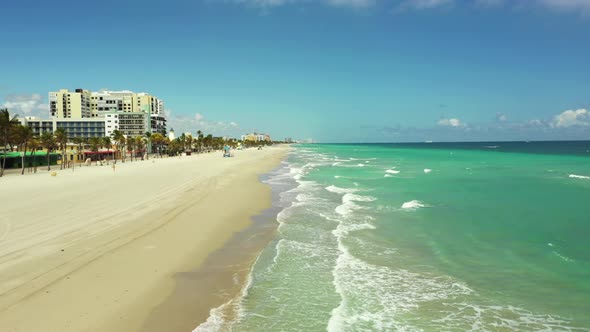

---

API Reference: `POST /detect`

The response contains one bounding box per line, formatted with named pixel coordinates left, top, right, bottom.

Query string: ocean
left=196, top=141, right=590, bottom=331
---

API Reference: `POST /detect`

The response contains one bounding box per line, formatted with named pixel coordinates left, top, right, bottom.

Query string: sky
left=1, top=0, right=590, bottom=142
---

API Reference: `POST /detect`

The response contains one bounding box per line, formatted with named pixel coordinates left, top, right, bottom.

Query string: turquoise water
left=198, top=142, right=590, bottom=331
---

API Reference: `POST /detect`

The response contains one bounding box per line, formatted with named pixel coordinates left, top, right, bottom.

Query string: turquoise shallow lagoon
left=198, top=142, right=590, bottom=331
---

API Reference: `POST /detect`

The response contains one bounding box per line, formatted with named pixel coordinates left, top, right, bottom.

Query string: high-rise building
left=49, top=89, right=92, bottom=119
left=48, top=88, right=166, bottom=135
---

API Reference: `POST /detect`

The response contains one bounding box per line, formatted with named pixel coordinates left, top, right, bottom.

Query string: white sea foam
left=325, top=185, right=357, bottom=194
left=357, top=164, right=365, bottom=167
left=193, top=250, right=265, bottom=332
left=401, top=200, right=426, bottom=210
left=386, top=169, right=400, bottom=174
left=328, top=224, right=473, bottom=332
left=569, top=174, right=590, bottom=180
left=334, top=193, right=376, bottom=216
left=344, top=193, right=376, bottom=202
left=553, top=251, right=575, bottom=263
left=334, top=175, right=341, bottom=179
left=432, top=302, right=580, bottom=331
left=424, top=169, right=432, bottom=174
left=384, top=174, right=393, bottom=178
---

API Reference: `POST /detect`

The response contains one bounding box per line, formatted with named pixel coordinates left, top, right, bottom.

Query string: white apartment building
left=48, top=88, right=167, bottom=136
left=20, top=116, right=107, bottom=138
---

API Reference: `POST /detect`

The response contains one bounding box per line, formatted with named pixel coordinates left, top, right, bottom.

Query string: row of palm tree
left=1, top=108, right=63, bottom=176
left=2, top=107, right=258, bottom=177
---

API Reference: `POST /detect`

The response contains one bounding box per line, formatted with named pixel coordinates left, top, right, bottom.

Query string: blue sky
left=1, top=0, right=590, bottom=142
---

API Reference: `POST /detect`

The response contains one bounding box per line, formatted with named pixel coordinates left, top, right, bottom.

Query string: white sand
left=0, top=146, right=288, bottom=332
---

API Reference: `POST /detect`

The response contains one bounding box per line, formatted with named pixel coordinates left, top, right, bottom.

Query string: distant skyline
left=1, top=0, right=589, bottom=142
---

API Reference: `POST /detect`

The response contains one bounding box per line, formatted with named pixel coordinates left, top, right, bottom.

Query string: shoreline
left=140, top=161, right=293, bottom=332
left=0, top=146, right=289, bottom=332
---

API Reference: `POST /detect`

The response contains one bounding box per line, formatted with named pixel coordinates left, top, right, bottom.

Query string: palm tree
left=163, top=137, right=171, bottom=156
left=151, top=133, right=164, bottom=158
left=28, top=136, right=40, bottom=173
left=88, top=137, right=101, bottom=165
left=135, top=136, right=145, bottom=160
left=112, top=130, right=125, bottom=163
left=54, top=128, right=68, bottom=170
left=127, top=137, right=135, bottom=161
left=40, top=132, right=57, bottom=171
left=14, top=125, right=34, bottom=175
left=144, top=132, right=152, bottom=160
left=102, top=137, right=112, bottom=164
left=197, top=130, right=203, bottom=153
left=0, top=108, right=19, bottom=177
left=204, top=134, right=213, bottom=152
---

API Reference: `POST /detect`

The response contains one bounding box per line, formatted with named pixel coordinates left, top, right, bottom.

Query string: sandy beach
left=0, top=146, right=288, bottom=332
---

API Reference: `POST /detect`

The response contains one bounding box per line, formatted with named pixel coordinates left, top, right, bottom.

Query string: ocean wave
left=344, top=193, right=376, bottom=202
left=328, top=237, right=473, bottom=332
left=424, top=169, right=432, bottom=174
left=334, top=193, right=376, bottom=216
left=357, top=164, right=365, bottom=167
left=384, top=174, right=394, bottom=178
left=325, top=185, right=357, bottom=194
left=569, top=174, right=590, bottom=180
left=386, top=169, right=400, bottom=174
left=401, top=200, right=427, bottom=210
left=431, top=303, right=581, bottom=331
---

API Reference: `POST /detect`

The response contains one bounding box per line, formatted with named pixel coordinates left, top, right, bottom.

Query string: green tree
left=102, top=136, right=112, bottom=163
left=0, top=108, right=19, bottom=177
left=197, top=130, right=203, bottom=153
left=135, top=136, right=145, bottom=160
left=151, top=133, right=164, bottom=158
left=144, top=132, right=152, bottom=160
left=127, top=136, right=135, bottom=161
left=54, top=128, right=68, bottom=169
left=14, top=125, right=34, bottom=175
left=28, top=136, right=40, bottom=173
left=112, top=130, right=125, bottom=163
left=88, top=137, right=101, bottom=164
left=40, top=132, right=57, bottom=171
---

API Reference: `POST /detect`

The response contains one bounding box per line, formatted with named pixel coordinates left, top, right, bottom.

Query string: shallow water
left=197, top=142, right=590, bottom=331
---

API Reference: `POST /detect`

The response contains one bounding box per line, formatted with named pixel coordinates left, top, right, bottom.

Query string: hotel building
left=20, top=116, right=107, bottom=138
left=45, top=89, right=167, bottom=138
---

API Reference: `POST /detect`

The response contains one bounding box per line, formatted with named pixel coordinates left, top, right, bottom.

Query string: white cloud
left=326, top=0, right=375, bottom=8
left=399, top=0, right=453, bottom=10
left=496, top=112, right=507, bottom=122
left=1, top=94, right=48, bottom=117
left=552, top=109, right=590, bottom=127
left=233, top=0, right=374, bottom=8
left=230, top=0, right=590, bottom=13
left=474, top=0, right=503, bottom=7
left=437, top=117, right=463, bottom=127
left=537, top=0, right=590, bottom=12
left=167, top=111, right=240, bottom=137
